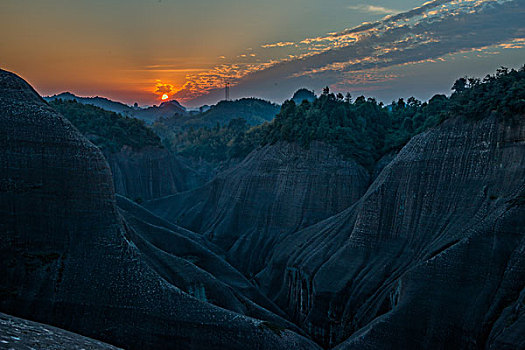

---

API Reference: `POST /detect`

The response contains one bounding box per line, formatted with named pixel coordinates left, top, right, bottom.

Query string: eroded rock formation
left=0, top=69, right=319, bottom=350
left=2, top=67, right=524, bottom=350
left=257, top=115, right=525, bottom=349
left=146, top=141, right=370, bottom=277
left=106, top=146, right=204, bottom=201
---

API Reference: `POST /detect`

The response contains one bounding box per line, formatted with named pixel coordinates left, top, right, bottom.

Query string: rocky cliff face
left=3, top=68, right=523, bottom=350
left=0, top=69, right=319, bottom=350
left=115, top=194, right=306, bottom=335
left=257, top=115, right=525, bottom=349
left=146, top=141, right=371, bottom=277
left=106, top=146, right=204, bottom=201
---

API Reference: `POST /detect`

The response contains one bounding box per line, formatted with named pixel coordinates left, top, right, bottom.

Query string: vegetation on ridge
left=49, top=99, right=162, bottom=152
left=50, top=66, right=525, bottom=167
left=163, top=118, right=251, bottom=162
left=448, top=66, right=525, bottom=121
left=159, top=66, right=524, bottom=168
left=153, top=98, right=279, bottom=135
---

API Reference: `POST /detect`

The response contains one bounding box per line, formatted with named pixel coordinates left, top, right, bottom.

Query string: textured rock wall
left=106, top=146, right=204, bottom=201
left=116, top=194, right=306, bottom=336
left=0, top=69, right=319, bottom=350
left=258, top=115, right=525, bottom=349
left=146, top=141, right=371, bottom=277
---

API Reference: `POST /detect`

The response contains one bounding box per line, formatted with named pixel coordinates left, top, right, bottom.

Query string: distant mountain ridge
left=45, top=91, right=135, bottom=114
left=194, top=98, right=279, bottom=127
left=154, top=98, right=279, bottom=132
left=45, top=92, right=187, bottom=124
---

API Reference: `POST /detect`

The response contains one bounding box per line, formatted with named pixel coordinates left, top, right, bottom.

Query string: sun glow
left=161, top=94, right=169, bottom=100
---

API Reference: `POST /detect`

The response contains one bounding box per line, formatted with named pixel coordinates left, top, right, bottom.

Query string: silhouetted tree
left=452, top=77, right=467, bottom=93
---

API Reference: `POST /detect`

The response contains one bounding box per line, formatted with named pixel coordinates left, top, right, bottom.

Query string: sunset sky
left=1, top=0, right=524, bottom=107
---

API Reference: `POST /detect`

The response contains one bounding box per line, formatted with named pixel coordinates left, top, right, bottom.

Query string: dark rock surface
left=116, top=194, right=304, bottom=334
left=3, top=67, right=524, bottom=350
left=106, top=146, right=204, bottom=201
left=0, top=312, right=121, bottom=350
left=257, top=115, right=525, bottom=348
left=0, top=69, right=320, bottom=350
left=146, top=141, right=370, bottom=277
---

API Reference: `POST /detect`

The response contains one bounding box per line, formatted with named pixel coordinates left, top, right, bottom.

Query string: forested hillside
left=49, top=99, right=162, bottom=152
left=159, top=66, right=524, bottom=169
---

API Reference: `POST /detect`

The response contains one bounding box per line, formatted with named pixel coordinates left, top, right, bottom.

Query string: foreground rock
left=146, top=141, right=370, bottom=277
left=0, top=69, right=319, bottom=350
left=0, top=312, right=121, bottom=350
left=257, top=115, right=525, bottom=349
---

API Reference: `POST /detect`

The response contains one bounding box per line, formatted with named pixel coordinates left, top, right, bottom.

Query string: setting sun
left=161, top=94, right=169, bottom=101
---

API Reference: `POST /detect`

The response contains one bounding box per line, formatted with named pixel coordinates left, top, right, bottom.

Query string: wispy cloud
left=173, top=0, right=525, bottom=104
left=498, top=37, right=525, bottom=49
left=347, top=4, right=399, bottom=14
left=261, top=41, right=296, bottom=48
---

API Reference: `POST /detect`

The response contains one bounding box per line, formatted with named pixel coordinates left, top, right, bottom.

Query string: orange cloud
left=154, top=82, right=173, bottom=95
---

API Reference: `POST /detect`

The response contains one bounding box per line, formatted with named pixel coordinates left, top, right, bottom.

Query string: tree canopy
left=49, top=99, right=162, bottom=152
left=448, top=66, right=525, bottom=121
left=58, top=66, right=524, bottom=168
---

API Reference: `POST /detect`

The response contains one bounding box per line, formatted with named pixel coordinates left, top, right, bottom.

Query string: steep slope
left=0, top=312, right=121, bottom=350
left=107, top=146, right=204, bottom=201
left=257, top=114, right=525, bottom=348
left=146, top=141, right=370, bottom=277
left=116, top=194, right=302, bottom=331
left=0, top=69, right=319, bottom=350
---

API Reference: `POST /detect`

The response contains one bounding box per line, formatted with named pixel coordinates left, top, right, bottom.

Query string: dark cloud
left=181, top=0, right=525, bottom=105
left=261, top=0, right=524, bottom=76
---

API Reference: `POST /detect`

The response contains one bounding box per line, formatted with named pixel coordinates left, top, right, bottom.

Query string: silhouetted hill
left=291, top=88, right=316, bottom=104
left=135, top=100, right=187, bottom=123
left=45, top=92, right=135, bottom=115
left=195, top=98, right=279, bottom=127
left=45, top=92, right=187, bottom=124
left=152, top=98, right=280, bottom=165
left=154, top=98, right=279, bottom=133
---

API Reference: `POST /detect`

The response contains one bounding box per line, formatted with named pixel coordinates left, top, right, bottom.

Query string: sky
left=1, top=0, right=524, bottom=107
